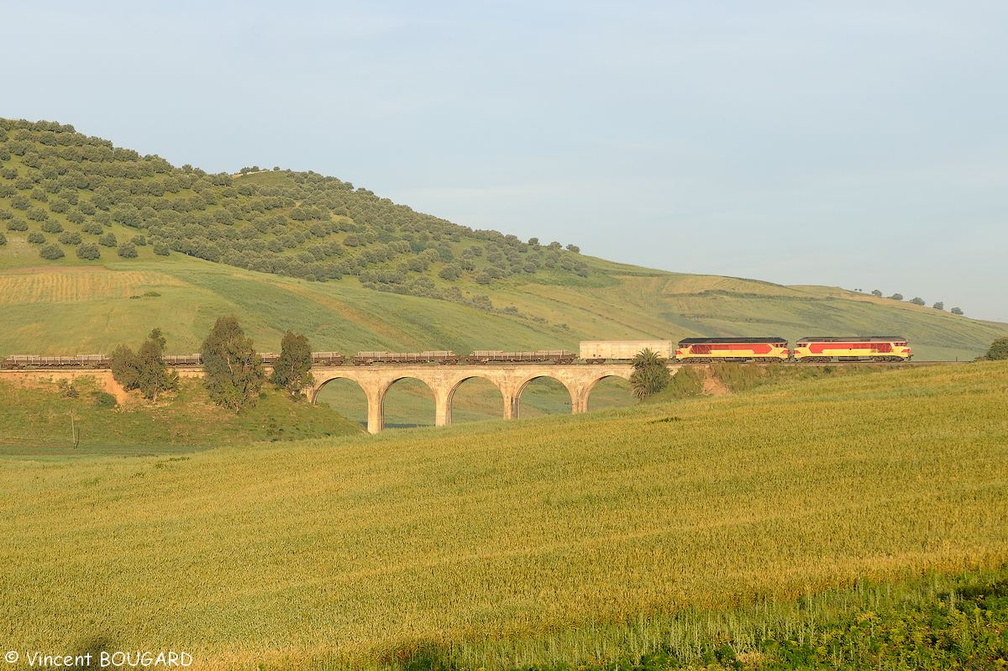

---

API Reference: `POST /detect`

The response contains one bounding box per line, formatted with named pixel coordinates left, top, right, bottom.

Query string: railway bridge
left=0, top=362, right=682, bottom=435
left=309, top=363, right=681, bottom=434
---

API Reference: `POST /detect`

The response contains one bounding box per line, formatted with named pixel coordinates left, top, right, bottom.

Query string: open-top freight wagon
left=351, top=351, right=460, bottom=366
left=466, top=350, right=576, bottom=364
left=0, top=354, right=112, bottom=369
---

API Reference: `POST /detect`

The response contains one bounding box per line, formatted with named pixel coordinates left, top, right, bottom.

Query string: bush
left=985, top=337, right=1008, bottom=361
left=58, top=231, right=82, bottom=245
left=0, top=231, right=6, bottom=246
left=40, top=219, right=62, bottom=233
left=82, top=222, right=104, bottom=235
left=153, top=242, right=170, bottom=256
left=98, top=232, right=117, bottom=247
left=76, top=243, right=101, bottom=260
left=39, top=244, right=65, bottom=260
left=27, top=232, right=46, bottom=244
left=6, top=218, right=28, bottom=231
left=117, top=242, right=138, bottom=258
left=131, top=234, right=147, bottom=246
left=91, top=391, right=118, bottom=409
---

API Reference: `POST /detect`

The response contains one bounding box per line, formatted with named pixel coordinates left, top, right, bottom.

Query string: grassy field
left=0, top=376, right=362, bottom=456
left=1, top=361, right=1005, bottom=669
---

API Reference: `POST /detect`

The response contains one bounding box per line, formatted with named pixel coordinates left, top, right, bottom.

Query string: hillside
left=1, top=117, right=1006, bottom=361
left=2, top=361, right=1007, bottom=669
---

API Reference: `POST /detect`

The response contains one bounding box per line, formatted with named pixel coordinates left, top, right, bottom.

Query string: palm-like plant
left=630, top=348, right=671, bottom=400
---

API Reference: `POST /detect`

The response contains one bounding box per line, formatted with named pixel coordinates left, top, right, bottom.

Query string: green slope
left=1, top=117, right=1006, bottom=361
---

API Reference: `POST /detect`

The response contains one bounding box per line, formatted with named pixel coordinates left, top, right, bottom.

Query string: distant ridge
left=1, top=117, right=1007, bottom=362
left=0, top=118, right=591, bottom=305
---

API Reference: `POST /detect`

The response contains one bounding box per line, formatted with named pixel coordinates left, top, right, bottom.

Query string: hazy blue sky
left=5, top=1, right=1007, bottom=320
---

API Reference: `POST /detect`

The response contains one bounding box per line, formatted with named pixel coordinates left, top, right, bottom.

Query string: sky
left=5, top=1, right=1007, bottom=321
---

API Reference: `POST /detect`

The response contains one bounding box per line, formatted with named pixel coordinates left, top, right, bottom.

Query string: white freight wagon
left=578, top=340, right=674, bottom=362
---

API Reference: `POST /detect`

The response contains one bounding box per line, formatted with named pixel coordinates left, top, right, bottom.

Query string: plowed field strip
left=0, top=269, right=184, bottom=304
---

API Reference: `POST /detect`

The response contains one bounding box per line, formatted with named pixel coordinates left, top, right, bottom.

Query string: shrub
left=117, top=242, right=138, bottom=258
left=91, top=391, right=118, bottom=409
left=40, top=219, right=63, bottom=233
left=98, top=232, right=117, bottom=247
left=82, top=222, right=104, bottom=235
left=6, top=218, right=28, bottom=232
left=985, top=337, right=1008, bottom=361
left=26, top=207, right=49, bottom=222
left=131, top=234, right=147, bottom=246
left=58, top=231, right=82, bottom=245
left=0, top=231, right=6, bottom=246
left=630, top=349, right=671, bottom=399
left=438, top=264, right=462, bottom=281
left=39, top=244, right=65, bottom=260
left=27, top=232, right=46, bottom=244
left=76, top=243, right=101, bottom=260
left=153, top=242, right=170, bottom=256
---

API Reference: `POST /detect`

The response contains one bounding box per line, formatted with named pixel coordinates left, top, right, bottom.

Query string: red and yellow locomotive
left=673, top=337, right=790, bottom=362
left=792, top=336, right=912, bottom=362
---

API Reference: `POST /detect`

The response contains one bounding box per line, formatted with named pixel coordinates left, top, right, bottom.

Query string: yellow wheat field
left=0, top=363, right=1006, bottom=669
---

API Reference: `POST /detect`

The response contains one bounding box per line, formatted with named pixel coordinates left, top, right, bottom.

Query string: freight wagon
left=578, top=340, right=674, bottom=363
left=466, top=350, right=576, bottom=364
left=351, top=351, right=460, bottom=366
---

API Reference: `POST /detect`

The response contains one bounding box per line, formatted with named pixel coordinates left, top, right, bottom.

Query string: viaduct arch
left=310, top=363, right=680, bottom=434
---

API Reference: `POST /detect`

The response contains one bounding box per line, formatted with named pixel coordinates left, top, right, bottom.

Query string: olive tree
left=109, top=328, right=178, bottom=401
left=271, top=331, right=313, bottom=397
left=201, top=316, right=264, bottom=411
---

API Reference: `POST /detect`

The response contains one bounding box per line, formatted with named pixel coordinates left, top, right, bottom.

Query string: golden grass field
left=0, top=362, right=1006, bottom=669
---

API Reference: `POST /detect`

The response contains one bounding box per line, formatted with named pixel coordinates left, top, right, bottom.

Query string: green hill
left=1, top=117, right=1006, bottom=362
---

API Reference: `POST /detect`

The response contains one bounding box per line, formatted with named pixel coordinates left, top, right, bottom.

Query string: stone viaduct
left=308, top=362, right=681, bottom=434
left=0, top=363, right=683, bottom=435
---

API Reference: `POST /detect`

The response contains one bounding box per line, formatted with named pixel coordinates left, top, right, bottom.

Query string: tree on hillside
left=109, top=328, right=178, bottom=401
left=201, top=316, right=265, bottom=411
left=951, top=307, right=964, bottom=316
left=910, top=297, right=926, bottom=306
left=984, top=337, right=1008, bottom=360
left=888, top=293, right=904, bottom=301
left=629, top=348, right=671, bottom=400
left=271, top=331, right=313, bottom=398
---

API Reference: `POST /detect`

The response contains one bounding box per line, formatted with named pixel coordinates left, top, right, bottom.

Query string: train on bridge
left=0, top=336, right=913, bottom=370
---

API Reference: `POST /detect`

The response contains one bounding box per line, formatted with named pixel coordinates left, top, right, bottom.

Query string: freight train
left=0, top=337, right=912, bottom=370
